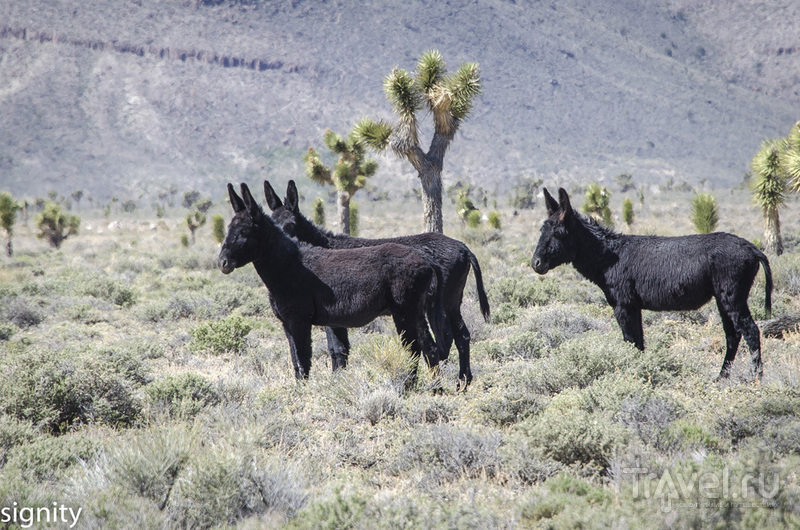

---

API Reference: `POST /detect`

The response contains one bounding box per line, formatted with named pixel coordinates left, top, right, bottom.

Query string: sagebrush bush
left=0, top=344, right=143, bottom=433
left=521, top=390, right=630, bottom=468
left=189, top=315, right=253, bottom=355
left=145, top=372, right=220, bottom=418
left=0, top=416, right=37, bottom=467
left=1, top=295, right=44, bottom=327
left=489, top=276, right=561, bottom=308
left=172, top=446, right=307, bottom=528
left=5, top=433, right=97, bottom=482
left=393, top=425, right=502, bottom=483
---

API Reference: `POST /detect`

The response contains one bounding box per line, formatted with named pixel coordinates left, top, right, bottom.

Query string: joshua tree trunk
left=5, top=238, right=11, bottom=257
left=337, top=191, right=352, bottom=235
left=419, top=167, right=443, bottom=233
left=764, top=207, right=783, bottom=255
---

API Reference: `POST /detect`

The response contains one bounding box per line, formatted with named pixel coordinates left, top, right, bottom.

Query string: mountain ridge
left=0, top=0, right=797, bottom=202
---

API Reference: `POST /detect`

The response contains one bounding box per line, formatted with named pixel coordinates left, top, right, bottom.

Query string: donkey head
left=265, top=179, right=301, bottom=238
left=531, top=188, right=578, bottom=274
left=218, top=183, right=266, bottom=274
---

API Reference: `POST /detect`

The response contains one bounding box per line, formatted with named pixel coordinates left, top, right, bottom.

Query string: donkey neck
left=570, top=219, right=621, bottom=288
left=251, top=220, right=303, bottom=290
left=295, top=213, right=336, bottom=248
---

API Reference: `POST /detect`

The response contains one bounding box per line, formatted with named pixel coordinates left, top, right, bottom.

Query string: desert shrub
left=522, top=332, right=640, bottom=395
left=0, top=344, right=143, bottom=433
left=355, top=335, right=418, bottom=391
left=1, top=295, right=44, bottom=327
left=100, top=423, right=197, bottom=510
left=0, top=321, right=18, bottom=340
left=359, top=387, right=403, bottom=425
left=520, top=304, right=610, bottom=349
left=172, top=448, right=307, bottom=528
left=489, top=276, right=560, bottom=308
left=5, top=433, right=96, bottom=482
left=490, top=302, right=518, bottom=324
left=501, top=435, right=563, bottom=485
left=518, top=473, right=613, bottom=525
left=190, top=315, right=253, bottom=355
left=468, top=390, right=546, bottom=427
left=288, top=488, right=366, bottom=530
left=145, top=372, right=220, bottom=418
left=0, top=416, right=37, bottom=467
left=717, top=394, right=800, bottom=452
left=488, top=210, right=501, bottom=229
left=616, top=391, right=681, bottom=448
left=466, top=208, right=482, bottom=228
left=521, top=391, right=630, bottom=468
left=82, top=276, right=137, bottom=307
left=405, top=395, right=455, bottom=424
left=393, top=425, right=502, bottom=482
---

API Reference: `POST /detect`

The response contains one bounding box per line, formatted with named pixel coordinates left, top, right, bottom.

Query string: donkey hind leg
left=449, top=308, right=473, bottom=390
left=613, top=305, right=645, bottom=350
left=735, top=307, right=763, bottom=380
left=325, top=327, right=350, bottom=372
left=282, top=321, right=313, bottom=380
left=715, top=300, right=742, bottom=380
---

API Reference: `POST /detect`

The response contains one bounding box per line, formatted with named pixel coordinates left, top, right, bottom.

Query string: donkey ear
left=263, top=180, right=282, bottom=211
left=557, top=188, right=574, bottom=220
left=543, top=188, right=559, bottom=216
left=240, top=183, right=261, bottom=218
left=286, top=180, right=299, bottom=213
left=228, top=183, right=245, bottom=213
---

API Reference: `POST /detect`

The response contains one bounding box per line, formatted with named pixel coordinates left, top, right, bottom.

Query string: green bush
left=189, top=315, right=253, bottom=355
left=211, top=214, right=226, bottom=244
left=35, top=201, right=80, bottom=248
left=5, top=433, right=96, bottom=482
left=312, top=197, right=326, bottom=226
left=487, top=210, right=501, bottom=229
left=466, top=209, right=482, bottom=228
left=489, top=276, right=560, bottom=308
left=145, top=372, right=220, bottom=418
left=521, top=391, right=630, bottom=468
left=622, top=197, right=634, bottom=227
left=394, top=425, right=502, bottom=483
left=690, top=192, right=719, bottom=233
left=0, top=344, right=143, bottom=433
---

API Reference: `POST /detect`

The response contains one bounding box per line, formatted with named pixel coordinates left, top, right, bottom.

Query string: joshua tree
left=690, top=193, right=719, bottom=234
left=355, top=50, right=481, bottom=233
left=35, top=202, right=80, bottom=249
left=186, top=210, right=207, bottom=245
left=0, top=192, right=21, bottom=256
left=304, top=128, right=377, bottom=234
left=582, top=183, right=613, bottom=227
left=751, top=140, right=787, bottom=254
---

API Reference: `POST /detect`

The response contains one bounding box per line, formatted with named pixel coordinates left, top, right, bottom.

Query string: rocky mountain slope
left=0, top=0, right=797, bottom=201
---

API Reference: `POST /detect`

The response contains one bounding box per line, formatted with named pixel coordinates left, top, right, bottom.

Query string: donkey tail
left=756, top=249, right=773, bottom=319
left=468, top=250, right=491, bottom=323
left=427, top=262, right=448, bottom=360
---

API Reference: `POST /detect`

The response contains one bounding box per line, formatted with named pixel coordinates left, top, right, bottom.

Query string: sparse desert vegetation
left=1, top=186, right=800, bottom=528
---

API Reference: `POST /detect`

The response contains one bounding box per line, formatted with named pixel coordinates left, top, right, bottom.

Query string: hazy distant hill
left=0, top=0, right=797, bottom=202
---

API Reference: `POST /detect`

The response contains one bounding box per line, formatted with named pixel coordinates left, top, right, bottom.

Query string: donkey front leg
left=613, top=305, right=645, bottom=350
left=282, top=321, right=313, bottom=380
left=325, top=326, right=350, bottom=371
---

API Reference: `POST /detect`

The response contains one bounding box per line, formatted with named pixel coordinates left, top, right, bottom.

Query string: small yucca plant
left=622, top=198, right=634, bottom=228
left=690, top=193, right=719, bottom=234
left=312, top=197, right=326, bottom=226
left=750, top=140, right=787, bottom=254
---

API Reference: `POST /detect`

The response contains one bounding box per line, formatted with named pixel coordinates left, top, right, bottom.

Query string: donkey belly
left=639, top=282, right=713, bottom=311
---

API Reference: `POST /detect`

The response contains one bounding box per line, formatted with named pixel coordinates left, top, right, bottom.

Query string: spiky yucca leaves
left=0, top=192, right=21, bottom=256
left=581, top=184, right=613, bottom=227
left=303, top=128, right=378, bottom=234
left=690, top=193, right=719, bottom=234
left=355, top=50, right=482, bottom=233
left=784, top=122, right=800, bottom=192
left=751, top=139, right=787, bottom=254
